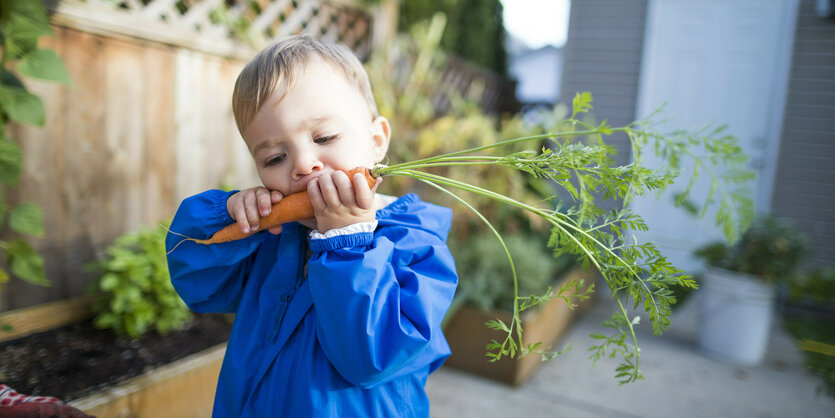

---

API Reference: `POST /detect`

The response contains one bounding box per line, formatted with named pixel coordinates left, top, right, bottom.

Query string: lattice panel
left=83, top=0, right=372, bottom=57
left=236, top=0, right=372, bottom=57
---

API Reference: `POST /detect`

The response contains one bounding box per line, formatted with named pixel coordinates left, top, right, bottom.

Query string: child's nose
left=292, top=152, right=324, bottom=180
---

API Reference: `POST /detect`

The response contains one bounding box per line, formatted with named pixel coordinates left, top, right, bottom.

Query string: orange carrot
left=173, top=167, right=377, bottom=247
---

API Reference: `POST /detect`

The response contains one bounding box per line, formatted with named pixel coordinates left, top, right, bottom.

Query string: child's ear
left=370, top=116, right=391, bottom=163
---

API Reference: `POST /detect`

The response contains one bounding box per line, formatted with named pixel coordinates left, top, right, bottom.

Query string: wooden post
left=371, top=0, right=399, bottom=50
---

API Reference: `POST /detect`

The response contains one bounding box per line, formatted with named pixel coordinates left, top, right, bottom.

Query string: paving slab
left=428, top=293, right=835, bottom=417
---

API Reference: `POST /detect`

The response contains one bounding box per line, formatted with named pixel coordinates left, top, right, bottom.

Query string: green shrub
left=694, top=215, right=809, bottom=284
left=783, top=317, right=835, bottom=397
left=88, top=223, right=191, bottom=338
left=367, top=16, right=571, bottom=315
left=398, top=0, right=508, bottom=75
left=790, top=267, right=835, bottom=305
left=450, top=230, right=575, bottom=312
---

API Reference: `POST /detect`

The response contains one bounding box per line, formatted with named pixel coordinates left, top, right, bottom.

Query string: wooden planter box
left=68, top=344, right=225, bottom=418
left=443, top=268, right=595, bottom=386
left=0, top=297, right=225, bottom=418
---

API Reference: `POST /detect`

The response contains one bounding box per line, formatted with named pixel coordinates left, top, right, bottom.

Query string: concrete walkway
left=427, top=293, right=835, bottom=417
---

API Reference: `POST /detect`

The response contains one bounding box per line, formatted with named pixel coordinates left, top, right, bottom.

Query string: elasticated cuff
left=310, top=232, right=375, bottom=252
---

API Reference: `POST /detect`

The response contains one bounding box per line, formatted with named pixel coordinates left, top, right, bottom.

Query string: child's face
left=243, top=57, right=390, bottom=196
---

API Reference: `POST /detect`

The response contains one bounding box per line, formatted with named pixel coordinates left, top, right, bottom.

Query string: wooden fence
left=3, top=0, right=374, bottom=310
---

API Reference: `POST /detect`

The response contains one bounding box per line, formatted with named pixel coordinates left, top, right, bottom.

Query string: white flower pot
left=698, top=267, right=776, bottom=365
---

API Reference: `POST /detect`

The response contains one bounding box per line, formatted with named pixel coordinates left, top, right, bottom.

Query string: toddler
left=165, top=35, right=459, bottom=417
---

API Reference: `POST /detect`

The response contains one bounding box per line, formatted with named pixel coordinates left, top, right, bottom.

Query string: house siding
left=560, top=0, right=648, bottom=166
left=772, top=0, right=835, bottom=269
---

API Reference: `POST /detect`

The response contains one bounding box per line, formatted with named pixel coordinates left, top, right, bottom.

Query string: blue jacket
left=165, top=192, right=458, bottom=417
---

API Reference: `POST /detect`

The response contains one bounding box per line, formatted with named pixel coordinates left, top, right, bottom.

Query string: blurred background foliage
left=365, top=13, right=570, bottom=312
left=398, top=0, right=508, bottom=76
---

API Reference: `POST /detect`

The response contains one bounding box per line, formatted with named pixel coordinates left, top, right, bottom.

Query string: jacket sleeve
left=307, top=221, right=458, bottom=388
left=165, top=189, right=264, bottom=314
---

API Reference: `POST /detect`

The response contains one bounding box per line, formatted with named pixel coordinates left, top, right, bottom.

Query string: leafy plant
left=367, top=15, right=753, bottom=384
left=88, top=223, right=192, bottom=338
left=789, top=267, right=835, bottom=305
left=370, top=92, right=752, bottom=384
left=694, top=215, right=809, bottom=284
left=783, top=317, right=835, bottom=397
left=0, top=0, right=71, bottom=289
left=449, top=230, right=576, bottom=312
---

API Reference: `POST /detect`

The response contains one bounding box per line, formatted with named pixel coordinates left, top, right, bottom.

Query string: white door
left=632, top=0, right=798, bottom=274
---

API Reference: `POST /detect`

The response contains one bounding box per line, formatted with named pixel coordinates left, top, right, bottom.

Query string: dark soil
left=0, top=313, right=232, bottom=402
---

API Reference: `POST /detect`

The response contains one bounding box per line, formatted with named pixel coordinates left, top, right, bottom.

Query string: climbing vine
left=0, top=0, right=71, bottom=291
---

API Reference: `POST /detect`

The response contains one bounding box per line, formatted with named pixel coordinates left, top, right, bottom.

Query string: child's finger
left=270, top=190, right=283, bottom=203
left=243, top=191, right=260, bottom=232
left=317, top=174, right=341, bottom=208
left=307, top=178, right=325, bottom=210
left=256, top=188, right=273, bottom=217
left=333, top=171, right=356, bottom=206
left=354, top=173, right=374, bottom=209
left=229, top=197, right=251, bottom=234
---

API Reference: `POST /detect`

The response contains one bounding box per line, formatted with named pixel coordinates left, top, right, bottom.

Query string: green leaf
left=99, top=273, right=120, bottom=291
left=598, top=119, right=612, bottom=135
left=2, top=87, right=45, bottom=125
left=485, top=319, right=510, bottom=332
left=0, top=138, right=22, bottom=185
left=0, top=0, right=12, bottom=23
left=0, top=189, right=6, bottom=219
left=0, top=69, right=26, bottom=90
left=4, top=0, right=52, bottom=37
left=17, top=49, right=72, bottom=85
left=94, top=312, right=118, bottom=329
left=2, top=1, right=52, bottom=61
left=9, top=202, right=44, bottom=237
left=572, top=92, right=593, bottom=118
left=4, top=238, right=48, bottom=286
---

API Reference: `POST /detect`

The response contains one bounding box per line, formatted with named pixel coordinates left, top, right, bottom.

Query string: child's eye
left=264, top=154, right=285, bottom=167
left=314, top=134, right=339, bottom=144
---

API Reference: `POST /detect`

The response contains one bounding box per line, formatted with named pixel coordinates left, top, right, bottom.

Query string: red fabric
left=0, top=385, right=93, bottom=418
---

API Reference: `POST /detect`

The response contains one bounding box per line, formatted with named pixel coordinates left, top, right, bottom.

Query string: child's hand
left=227, top=187, right=284, bottom=235
left=307, top=171, right=380, bottom=233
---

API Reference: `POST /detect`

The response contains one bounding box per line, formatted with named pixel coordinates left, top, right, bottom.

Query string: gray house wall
left=772, top=0, right=835, bottom=268
left=559, top=0, right=647, bottom=166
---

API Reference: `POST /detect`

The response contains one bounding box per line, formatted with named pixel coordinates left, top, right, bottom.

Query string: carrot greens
left=371, top=93, right=753, bottom=384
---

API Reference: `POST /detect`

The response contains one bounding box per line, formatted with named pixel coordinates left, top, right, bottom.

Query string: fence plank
left=104, top=37, right=146, bottom=239
left=174, top=49, right=207, bottom=201
left=221, top=60, right=260, bottom=189
left=143, top=45, right=178, bottom=225
left=59, top=28, right=109, bottom=301
left=202, top=54, right=231, bottom=190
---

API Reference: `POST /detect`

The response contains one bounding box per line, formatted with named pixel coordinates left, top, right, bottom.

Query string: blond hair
left=232, top=35, right=378, bottom=136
